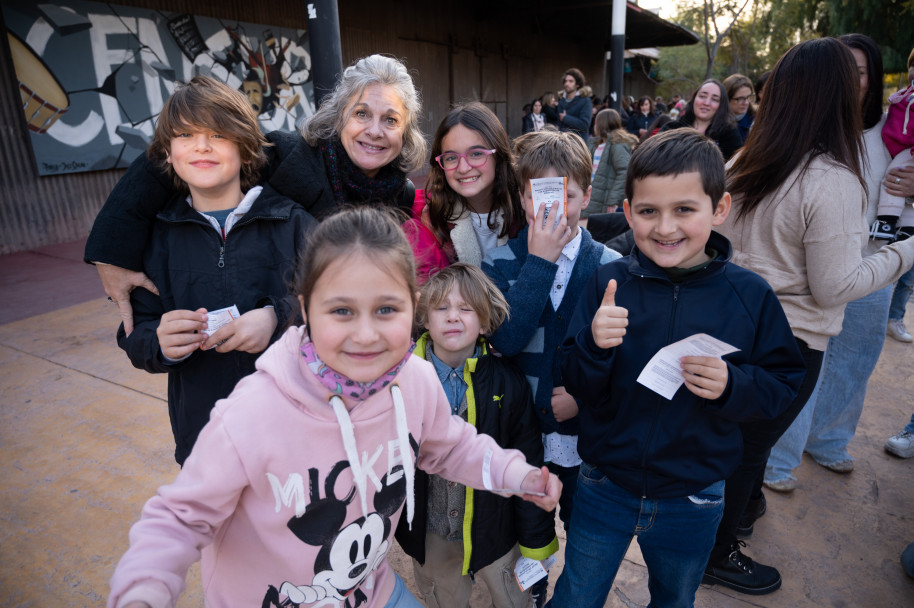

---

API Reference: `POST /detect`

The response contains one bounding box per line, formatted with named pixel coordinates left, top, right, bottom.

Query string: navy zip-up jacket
left=117, top=184, right=315, bottom=464
left=560, top=232, right=805, bottom=499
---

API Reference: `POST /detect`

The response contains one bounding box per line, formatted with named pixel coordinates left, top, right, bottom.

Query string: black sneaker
left=871, top=219, right=898, bottom=240
left=530, top=577, right=548, bottom=608
left=735, top=493, right=767, bottom=537
left=702, top=540, right=782, bottom=595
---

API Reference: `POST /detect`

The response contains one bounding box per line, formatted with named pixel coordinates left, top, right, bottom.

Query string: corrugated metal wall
left=1, top=0, right=612, bottom=255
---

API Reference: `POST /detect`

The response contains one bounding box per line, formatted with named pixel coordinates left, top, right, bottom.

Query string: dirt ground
left=1, top=241, right=912, bottom=607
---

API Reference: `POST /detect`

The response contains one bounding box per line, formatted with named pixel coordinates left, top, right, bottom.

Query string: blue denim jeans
left=905, top=413, right=914, bottom=435
left=889, top=265, right=914, bottom=321
left=548, top=463, right=724, bottom=608
left=766, top=287, right=891, bottom=481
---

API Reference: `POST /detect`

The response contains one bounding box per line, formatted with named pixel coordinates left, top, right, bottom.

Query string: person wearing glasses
left=724, top=74, right=757, bottom=146
left=403, top=102, right=524, bottom=284
left=86, top=55, right=425, bottom=335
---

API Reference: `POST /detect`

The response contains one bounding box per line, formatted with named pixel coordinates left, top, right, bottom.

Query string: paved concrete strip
left=1, top=297, right=911, bottom=606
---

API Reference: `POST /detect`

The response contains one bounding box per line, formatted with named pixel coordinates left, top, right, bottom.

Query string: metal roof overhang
left=514, top=1, right=699, bottom=49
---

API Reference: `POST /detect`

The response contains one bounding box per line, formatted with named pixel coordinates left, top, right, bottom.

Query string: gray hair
left=300, top=54, right=426, bottom=173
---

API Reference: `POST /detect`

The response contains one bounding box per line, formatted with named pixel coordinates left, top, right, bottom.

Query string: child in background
left=402, top=103, right=524, bottom=283
left=872, top=47, right=914, bottom=242
left=108, top=208, right=560, bottom=608
left=586, top=109, right=638, bottom=219
left=482, top=129, right=620, bottom=533
left=397, top=263, right=559, bottom=608
left=117, top=75, right=315, bottom=465
left=550, top=130, right=805, bottom=608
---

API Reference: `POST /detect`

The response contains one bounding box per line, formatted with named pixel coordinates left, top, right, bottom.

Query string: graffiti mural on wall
left=1, top=1, right=314, bottom=175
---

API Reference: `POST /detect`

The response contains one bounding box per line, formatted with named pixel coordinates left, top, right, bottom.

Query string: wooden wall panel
left=1, top=0, right=628, bottom=254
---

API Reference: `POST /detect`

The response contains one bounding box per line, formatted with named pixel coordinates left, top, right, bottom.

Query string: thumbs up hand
left=591, top=279, right=628, bottom=349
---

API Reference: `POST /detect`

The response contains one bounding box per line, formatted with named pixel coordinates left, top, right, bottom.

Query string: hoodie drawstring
left=328, top=384, right=416, bottom=529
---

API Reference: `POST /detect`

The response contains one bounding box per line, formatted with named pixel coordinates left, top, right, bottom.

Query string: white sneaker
left=885, top=431, right=914, bottom=458
left=886, top=319, right=913, bottom=343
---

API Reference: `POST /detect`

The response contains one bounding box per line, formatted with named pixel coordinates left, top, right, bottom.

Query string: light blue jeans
left=904, top=413, right=914, bottom=435
left=888, top=265, right=914, bottom=321
left=766, top=286, right=892, bottom=481
left=548, top=463, right=724, bottom=608
left=384, top=573, right=424, bottom=608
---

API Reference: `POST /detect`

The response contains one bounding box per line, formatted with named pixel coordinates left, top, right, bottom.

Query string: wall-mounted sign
left=2, top=1, right=314, bottom=175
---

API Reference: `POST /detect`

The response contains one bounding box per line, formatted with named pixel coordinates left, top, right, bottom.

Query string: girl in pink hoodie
left=109, top=207, right=560, bottom=608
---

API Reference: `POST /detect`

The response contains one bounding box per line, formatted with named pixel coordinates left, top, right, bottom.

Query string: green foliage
left=772, top=0, right=914, bottom=71
left=656, top=0, right=913, bottom=98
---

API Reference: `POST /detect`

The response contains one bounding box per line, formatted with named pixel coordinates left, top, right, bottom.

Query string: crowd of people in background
left=94, top=37, right=914, bottom=608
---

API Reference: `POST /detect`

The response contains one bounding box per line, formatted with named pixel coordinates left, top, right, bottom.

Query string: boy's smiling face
left=168, top=127, right=243, bottom=209
left=623, top=171, right=730, bottom=268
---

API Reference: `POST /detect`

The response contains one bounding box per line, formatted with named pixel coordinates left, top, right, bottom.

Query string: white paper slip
left=514, top=555, right=558, bottom=591
left=203, top=305, right=241, bottom=337
left=636, top=333, right=739, bottom=400
left=529, top=176, right=567, bottom=222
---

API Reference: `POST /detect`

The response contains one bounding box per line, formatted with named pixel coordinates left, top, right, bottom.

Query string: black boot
left=702, top=540, right=782, bottom=595
left=530, top=577, right=548, bottom=608
left=735, top=492, right=767, bottom=537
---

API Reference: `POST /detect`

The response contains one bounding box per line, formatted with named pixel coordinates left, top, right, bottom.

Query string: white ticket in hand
left=514, top=555, right=557, bottom=591
left=636, top=333, right=739, bottom=400
left=530, top=176, right=567, bottom=221
left=203, top=305, right=240, bottom=337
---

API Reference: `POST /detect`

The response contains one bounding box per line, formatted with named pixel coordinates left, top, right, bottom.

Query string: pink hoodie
left=109, top=326, right=535, bottom=608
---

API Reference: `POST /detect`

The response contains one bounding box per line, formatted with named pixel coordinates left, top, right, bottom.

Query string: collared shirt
left=550, top=229, right=583, bottom=310
left=429, top=345, right=478, bottom=415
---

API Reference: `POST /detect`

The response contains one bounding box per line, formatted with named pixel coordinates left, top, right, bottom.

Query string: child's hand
left=551, top=386, right=579, bottom=422
left=527, top=202, right=572, bottom=263
left=157, top=308, right=207, bottom=360
left=590, top=279, right=628, bottom=349
left=519, top=465, right=562, bottom=512
left=681, top=356, right=728, bottom=400
left=203, top=307, right=278, bottom=353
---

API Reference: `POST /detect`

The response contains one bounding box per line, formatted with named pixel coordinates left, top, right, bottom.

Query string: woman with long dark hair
left=626, top=95, right=656, bottom=138
left=764, top=35, right=914, bottom=489
left=661, top=79, right=741, bottom=160
left=703, top=37, right=914, bottom=596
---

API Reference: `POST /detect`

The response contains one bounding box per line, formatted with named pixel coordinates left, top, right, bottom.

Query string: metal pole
left=306, top=0, right=343, bottom=108
left=609, top=0, right=626, bottom=111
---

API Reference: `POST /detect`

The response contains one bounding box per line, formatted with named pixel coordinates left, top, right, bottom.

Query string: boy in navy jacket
left=549, top=130, right=805, bottom=608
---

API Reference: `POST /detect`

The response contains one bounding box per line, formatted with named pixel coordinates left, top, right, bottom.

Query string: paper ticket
left=530, top=176, right=567, bottom=221
left=514, top=555, right=557, bottom=591
left=203, top=305, right=241, bottom=337
left=636, top=333, right=739, bottom=400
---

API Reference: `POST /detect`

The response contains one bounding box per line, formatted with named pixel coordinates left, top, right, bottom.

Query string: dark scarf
left=320, top=138, right=407, bottom=206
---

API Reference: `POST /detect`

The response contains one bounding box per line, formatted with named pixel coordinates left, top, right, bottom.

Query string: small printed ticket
left=636, top=333, right=739, bottom=399
left=529, top=176, right=567, bottom=222
left=514, top=555, right=557, bottom=591
left=203, top=305, right=240, bottom=337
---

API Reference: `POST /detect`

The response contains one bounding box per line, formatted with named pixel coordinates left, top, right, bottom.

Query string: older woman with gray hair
left=86, top=54, right=426, bottom=333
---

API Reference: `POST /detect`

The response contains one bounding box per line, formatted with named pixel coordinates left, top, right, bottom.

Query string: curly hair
left=299, top=54, right=426, bottom=172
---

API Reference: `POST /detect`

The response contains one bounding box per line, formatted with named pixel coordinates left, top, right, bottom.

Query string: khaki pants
left=412, top=532, right=531, bottom=608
